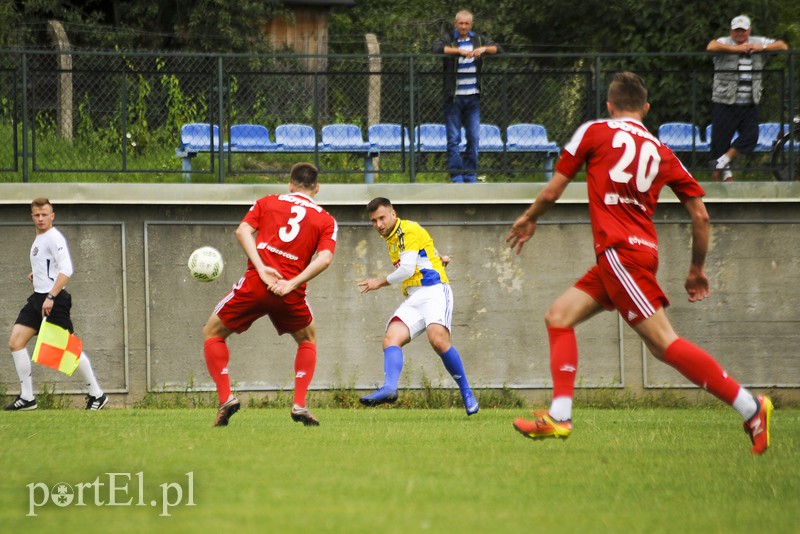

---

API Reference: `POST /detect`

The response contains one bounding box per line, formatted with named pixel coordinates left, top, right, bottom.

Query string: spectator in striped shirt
left=433, top=10, right=500, bottom=183
left=706, top=15, right=787, bottom=181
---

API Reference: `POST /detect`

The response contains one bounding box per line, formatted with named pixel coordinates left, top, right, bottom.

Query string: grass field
left=1, top=407, right=798, bottom=533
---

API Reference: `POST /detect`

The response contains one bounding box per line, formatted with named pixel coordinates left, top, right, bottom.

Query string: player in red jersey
left=506, top=72, right=772, bottom=454
left=202, top=162, right=338, bottom=428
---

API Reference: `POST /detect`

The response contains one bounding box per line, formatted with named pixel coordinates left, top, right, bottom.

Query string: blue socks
left=383, top=345, right=471, bottom=393
left=439, top=346, right=470, bottom=392
left=383, top=345, right=404, bottom=390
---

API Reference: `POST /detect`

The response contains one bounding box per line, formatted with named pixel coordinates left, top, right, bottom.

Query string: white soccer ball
left=188, top=246, right=224, bottom=282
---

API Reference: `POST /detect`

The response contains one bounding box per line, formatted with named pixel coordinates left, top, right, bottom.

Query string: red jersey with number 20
left=555, top=118, right=705, bottom=257
left=242, top=192, right=338, bottom=294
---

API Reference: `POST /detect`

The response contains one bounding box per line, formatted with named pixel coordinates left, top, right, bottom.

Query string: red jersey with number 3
left=555, top=118, right=705, bottom=257
left=242, top=192, right=338, bottom=293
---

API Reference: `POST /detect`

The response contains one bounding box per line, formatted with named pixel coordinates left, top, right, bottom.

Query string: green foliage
left=159, top=57, right=207, bottom=133
left=134, top=390, right=218, bottom=409
left=128, top=384, right=526, bottom=410
left=29, top=383, right=71, bottom=409
left=329, top=0, right=795, bottom=129
left=0, top=0, right=288, bottom=52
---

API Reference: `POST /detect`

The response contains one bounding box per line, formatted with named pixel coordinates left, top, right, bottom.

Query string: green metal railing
left=0, top=50, right=796, bottom=183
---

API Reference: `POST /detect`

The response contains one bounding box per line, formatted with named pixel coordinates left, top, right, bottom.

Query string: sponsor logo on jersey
left=607, top=119, right=661, bottom=146
left=257, top=242, right=299, bottom=261
left=396, top=226, right=406, bottom=252
left=627, top=235, right=658, bottom=250
left=605, top=193, right=647, bottom=213
left=278, top=194, right=323, bottom=213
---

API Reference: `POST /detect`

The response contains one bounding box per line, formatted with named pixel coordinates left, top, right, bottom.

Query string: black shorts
left=15, top=291, right=74, bottom=333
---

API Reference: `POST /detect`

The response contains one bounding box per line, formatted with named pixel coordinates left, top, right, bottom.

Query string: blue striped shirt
left=456, top=38, right=479, bottom=96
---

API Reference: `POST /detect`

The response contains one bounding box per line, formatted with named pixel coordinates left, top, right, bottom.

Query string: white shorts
left=388, top=283, right=454, bottom=340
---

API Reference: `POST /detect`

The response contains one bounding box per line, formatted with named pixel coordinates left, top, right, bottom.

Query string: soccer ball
left=188, top=246, right=224, bottom=282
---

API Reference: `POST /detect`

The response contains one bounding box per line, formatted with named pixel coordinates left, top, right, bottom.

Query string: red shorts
left=574, top=247, right=669, bottom=325
left=214, top=269, right=313, bottom=335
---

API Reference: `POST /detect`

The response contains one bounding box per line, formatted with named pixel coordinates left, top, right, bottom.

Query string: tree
left=0, top=0, right=288, bottom=52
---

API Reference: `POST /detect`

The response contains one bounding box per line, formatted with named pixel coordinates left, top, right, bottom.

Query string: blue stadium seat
left=415, top=124, right=468, bottom=152
left=368, top=123, right=411, bottom=152
left=479, top=124, right=505, bottom=151
left=180, top=123, right=220, bottom=152
left=657, top=122, right=709, bottom=152
left=705, top=123, right=786, bottom=153
left=416, top=124, right=447, bottom=152
left=506, top=123, right=558, bottom=153
left=755, top=122, right=785, bottom=152
left=229, top=124, right=277, bottom=151
left=275, top=124, right=317, bottom=152
left=321, top=124, right=370, bottom=152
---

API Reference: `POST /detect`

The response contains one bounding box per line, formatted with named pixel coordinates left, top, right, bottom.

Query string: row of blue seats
left=177, top=122, right=560, bottom=156
left=657, top=122, right=787, bottom=153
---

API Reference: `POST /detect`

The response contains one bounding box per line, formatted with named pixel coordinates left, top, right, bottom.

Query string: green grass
left=1, top=407, right=797, bottom=533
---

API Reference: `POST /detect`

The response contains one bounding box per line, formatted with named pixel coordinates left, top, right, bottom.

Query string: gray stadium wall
left=0, top=182, right=798, bottom=406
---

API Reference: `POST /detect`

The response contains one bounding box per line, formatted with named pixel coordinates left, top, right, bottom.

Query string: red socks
left=204, top=337, right=231, bottom=404
left=293, top=342, right=317, bottom=408
left=663, top=338, right=740, bottom=404
left=547, top=328, right=741, bottom=410
left=548, top=326, right=579, bottom=399
left=205, top=338, right=317, bottom=408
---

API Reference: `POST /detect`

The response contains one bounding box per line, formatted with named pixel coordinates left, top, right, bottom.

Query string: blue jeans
left=444, top=95, right=480, bottom=183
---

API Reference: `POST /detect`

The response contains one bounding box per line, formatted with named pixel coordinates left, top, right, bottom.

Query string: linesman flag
left=32, top=318, right=82, bottom=376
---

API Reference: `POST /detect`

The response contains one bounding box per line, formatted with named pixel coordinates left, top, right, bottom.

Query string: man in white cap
left=706, top=15, right=787, bottom=181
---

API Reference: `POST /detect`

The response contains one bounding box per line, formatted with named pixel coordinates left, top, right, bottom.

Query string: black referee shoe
left=4, top=396, right=38, bottom=411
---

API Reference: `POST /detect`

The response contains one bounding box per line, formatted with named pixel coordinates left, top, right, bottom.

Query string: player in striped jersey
left=506, top=72, right=771, bottom=454
left=357, top=197, right=478, bottom=415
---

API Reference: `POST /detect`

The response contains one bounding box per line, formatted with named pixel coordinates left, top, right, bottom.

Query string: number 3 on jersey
left=279, top=205, right=306, bottom=242
left=609, top=131, right=661, bottom=192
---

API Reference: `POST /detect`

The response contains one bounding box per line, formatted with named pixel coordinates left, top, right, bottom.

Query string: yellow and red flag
left=31, top=319, right=82, bottom=376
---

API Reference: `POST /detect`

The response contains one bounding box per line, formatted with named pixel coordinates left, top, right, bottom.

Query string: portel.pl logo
left=27, top=472, right=195, bottom=517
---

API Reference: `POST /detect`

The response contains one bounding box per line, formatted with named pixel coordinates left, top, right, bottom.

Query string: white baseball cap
left=731, top=15, right=751, bottom=30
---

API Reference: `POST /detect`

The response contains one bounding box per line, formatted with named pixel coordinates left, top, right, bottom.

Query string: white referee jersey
left=30, top=227, right=74, bottom=293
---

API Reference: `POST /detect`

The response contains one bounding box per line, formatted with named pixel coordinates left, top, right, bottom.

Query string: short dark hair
left=290, top=162, right=319, bottom=189
left=366, top=197, right=392, bottom=213
left=31, top=197, right=52, bottom=209
left=607, top=71, right=648, bottom=112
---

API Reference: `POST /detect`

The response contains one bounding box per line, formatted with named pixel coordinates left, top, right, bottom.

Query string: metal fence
left=0, top=49, right=797, bottom=183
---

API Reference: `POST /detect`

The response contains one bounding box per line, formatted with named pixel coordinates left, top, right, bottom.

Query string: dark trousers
left=710, top=102, right=759, bottom=160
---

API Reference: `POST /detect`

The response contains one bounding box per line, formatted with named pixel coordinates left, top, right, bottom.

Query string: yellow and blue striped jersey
left=383, top=218, right=448, bottom=296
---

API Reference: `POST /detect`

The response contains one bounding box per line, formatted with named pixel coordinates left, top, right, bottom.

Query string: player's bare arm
left=357, top=277, right=389, bottom=293
left=683, top=197, right=711, bottom=302
left=235, top=221, right=283, bottom=286
left=41, top=272, right=70, bottom=317
left=506, top=173, right=570, bottom=254
left=270, top=250, right=334, bottom=297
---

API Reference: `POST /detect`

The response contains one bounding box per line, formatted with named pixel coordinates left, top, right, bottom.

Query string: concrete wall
left=1, top=182, right=798, bottom=406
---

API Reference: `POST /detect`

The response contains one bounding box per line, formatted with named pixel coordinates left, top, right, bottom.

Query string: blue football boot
left=462, top=388, right=479, bottom=416
left=359, top=386, right=399, bottom=407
